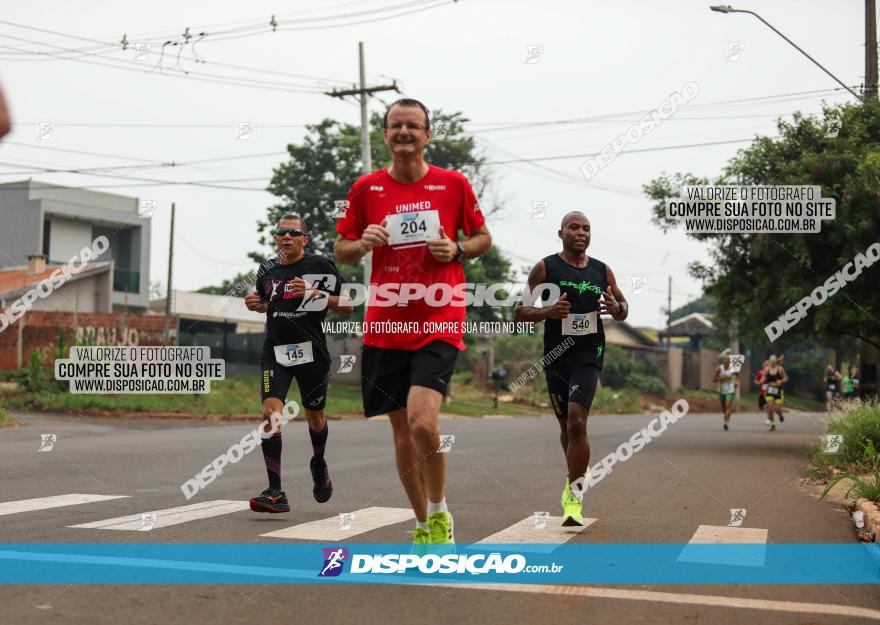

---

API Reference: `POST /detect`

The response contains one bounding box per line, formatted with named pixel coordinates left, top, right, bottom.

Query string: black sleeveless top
left=826, top=373, right=837, bottom=391
left=541, top=253, right=608, bottom=371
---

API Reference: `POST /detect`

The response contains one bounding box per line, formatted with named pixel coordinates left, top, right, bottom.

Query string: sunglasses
left=275, top=227, right=305, bottom=237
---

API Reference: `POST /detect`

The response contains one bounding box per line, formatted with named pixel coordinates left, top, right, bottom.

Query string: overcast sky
left=0, top=0, right=867, bottom=326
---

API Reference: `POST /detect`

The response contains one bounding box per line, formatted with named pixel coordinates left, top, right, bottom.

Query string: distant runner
left=754, top=360, right=768, bottom=411
left=514, top=211, right=628, bottom=526
left=763, top=355, right=788, bottom=431
left=714, top=354, right=738, bottom=430
left=824, top=364, right=842, bottom=412
left=754, top=354, right=783, bottom=411
left=244, top=213, right=353, bottom=513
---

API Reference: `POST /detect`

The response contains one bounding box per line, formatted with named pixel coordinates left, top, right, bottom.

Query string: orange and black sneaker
left=249, top=488, right=290, bottom=513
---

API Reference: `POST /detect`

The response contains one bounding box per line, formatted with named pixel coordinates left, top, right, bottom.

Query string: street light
left=710, top=5, right=863, bottom=101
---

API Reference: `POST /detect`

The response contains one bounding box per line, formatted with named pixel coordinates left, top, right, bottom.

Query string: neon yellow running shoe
left=561, top=478, right=571, bottom=508
left=427, top=511, right=455, bottom=544
left=410, top=525, right=431, bottom=555
left=561, top=488, right=584, bottom=527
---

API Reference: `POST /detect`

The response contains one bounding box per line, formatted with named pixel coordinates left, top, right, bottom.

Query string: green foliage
left=463, top=246, right=515, bottom=322
left=810, top=401, right=880, bottom=475
left=630, top=374, right=668, bottom=397
left=24, top=348, right=48, bottom=392
left=670, top=293, right=716, bottom=319
left=821, top=469, right=880, bottom=502
left=644, top=103, right=880, bottom=348
left=601, top=344, right=655, bottom=385
left=197, top=271, right=256, bottom=296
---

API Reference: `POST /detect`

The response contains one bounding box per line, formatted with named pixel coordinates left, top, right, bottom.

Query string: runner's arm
left=327, top=295, right=353, bottom=314
left=244, top=290, right=267, bottom=313
left=457, top=225, right=492, bottom=260
left=0, top=87, right=9, bottom=138
left=779, top=367, right=789, bottom=385
left=515, top=261, right=551, bottom=322
left=713, top=366, right=721, bottom=382
left=602, top=265, right=628, bottom=321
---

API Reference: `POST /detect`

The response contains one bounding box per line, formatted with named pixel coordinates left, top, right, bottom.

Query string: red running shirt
left=337, top=165, right=486, bottom=350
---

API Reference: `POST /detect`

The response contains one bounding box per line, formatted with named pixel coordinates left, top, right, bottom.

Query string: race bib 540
left=562, top=311, right=598, bottom=336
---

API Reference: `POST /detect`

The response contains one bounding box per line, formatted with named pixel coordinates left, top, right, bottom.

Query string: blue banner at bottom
left=0, top=544, right=878, bottom=584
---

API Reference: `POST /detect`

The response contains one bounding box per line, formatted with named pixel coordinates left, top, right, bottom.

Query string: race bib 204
left=387, top=210, right=441, bottom=247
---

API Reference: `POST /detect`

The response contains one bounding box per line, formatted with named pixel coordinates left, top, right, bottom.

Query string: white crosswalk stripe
left=474, top=515, right=597, bottom=552
left=261, top=506, right=414, bottom=540
left=69, top=500, right=249, bottom=531
left=677, top=524, right=769, bottom=566
left=0, top=494, right=128, bottom=516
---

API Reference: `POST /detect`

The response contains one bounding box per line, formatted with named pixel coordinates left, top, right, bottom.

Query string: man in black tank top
left=824, top=363, right=842, bottom=412
left=514, top=211, right=628, bottom=526
left=763, top=355, right=788, bottom=430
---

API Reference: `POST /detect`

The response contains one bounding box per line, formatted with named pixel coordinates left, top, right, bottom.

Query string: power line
left=482, top=138, right=755, bottom=166
left=0, top=36, right=328, bottom=94
left=0, top=19, right=353, bottom=85
left=0, top=140, right=287, bottom=168
left=467, top=87, right=853, bottom=134
left=0, top=1, right=454, bottom=60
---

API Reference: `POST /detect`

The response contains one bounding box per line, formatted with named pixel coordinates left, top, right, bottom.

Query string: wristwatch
left=454, top=241, right=465, bottom=262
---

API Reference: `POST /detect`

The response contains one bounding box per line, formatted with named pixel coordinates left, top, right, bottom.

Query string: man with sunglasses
left=334, top=98, right=492, bottom=547
left=245, top=214, right=353, bottom=513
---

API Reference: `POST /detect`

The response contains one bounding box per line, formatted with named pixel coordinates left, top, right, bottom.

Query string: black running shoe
left=249, top=488, right=290, bottom=513
left=779, top=413, right=784, bottom=423
left=723, top=423, right=728, bottom=431
left=310, top=455, right=333, bottom=503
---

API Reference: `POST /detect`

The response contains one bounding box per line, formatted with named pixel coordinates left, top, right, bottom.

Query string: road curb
left=854, top=498, right=880, bottom=540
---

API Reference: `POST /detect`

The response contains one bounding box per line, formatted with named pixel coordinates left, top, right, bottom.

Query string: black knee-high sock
left=309, top=424, right=328, bottom=458
left=262, top=432, right=282, bottom=490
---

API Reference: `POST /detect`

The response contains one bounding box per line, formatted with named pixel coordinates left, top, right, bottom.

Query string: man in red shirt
left=335, top=98, right=492, bottom=547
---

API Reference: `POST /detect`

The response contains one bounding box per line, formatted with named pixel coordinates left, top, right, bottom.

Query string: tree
left=645, top=102, right=880, bottom=350
left=196, top=272, right=255, bottom=296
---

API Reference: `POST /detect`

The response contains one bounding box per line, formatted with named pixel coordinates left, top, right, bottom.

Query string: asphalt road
left=1, top=406, right=877, bottom=625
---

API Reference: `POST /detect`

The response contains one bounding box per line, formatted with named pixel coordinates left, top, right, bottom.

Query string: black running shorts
left=545, top=365, right=601, bottom=419
left=260, top=343, right=330, bottom=411
left=361, top=340, right=458, bottom=417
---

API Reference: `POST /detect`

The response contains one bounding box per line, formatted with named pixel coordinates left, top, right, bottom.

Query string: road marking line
left=473, top=516, right=596, bottom=552
left=0, top=494, right=128, bottom=516
left=69, top=500, right=248, bottom=530
left=678, top=525, right=769, bottom=567
left=261, top=506, right=413, bottom=540
left=430, top=583, right=880, bottom=621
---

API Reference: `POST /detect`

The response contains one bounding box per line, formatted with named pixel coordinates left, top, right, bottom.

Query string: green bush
left=601, top=344, right=662, bottom=392
left=810, top=401, right=880, bottom=472
left=24, top=348, right=48, bottom=392
left=631, top=374, right=668, bottom=397
left=822, top=469, right=880, bottom=502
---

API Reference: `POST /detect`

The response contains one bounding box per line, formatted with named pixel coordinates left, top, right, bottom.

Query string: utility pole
left=866, top=0, right=878, bottom=100
left=325, top=42, right=399, bottom=175
left=730, top=318, right=740, bottom=411
left=163, top=202, right=175, bottom=346
left=325, top=42, right=398, bottom=285
left=666, top=276, right=672, bottom=349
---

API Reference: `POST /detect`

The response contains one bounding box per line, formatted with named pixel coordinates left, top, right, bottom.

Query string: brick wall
left=0, top=311, right=175, bottom=369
